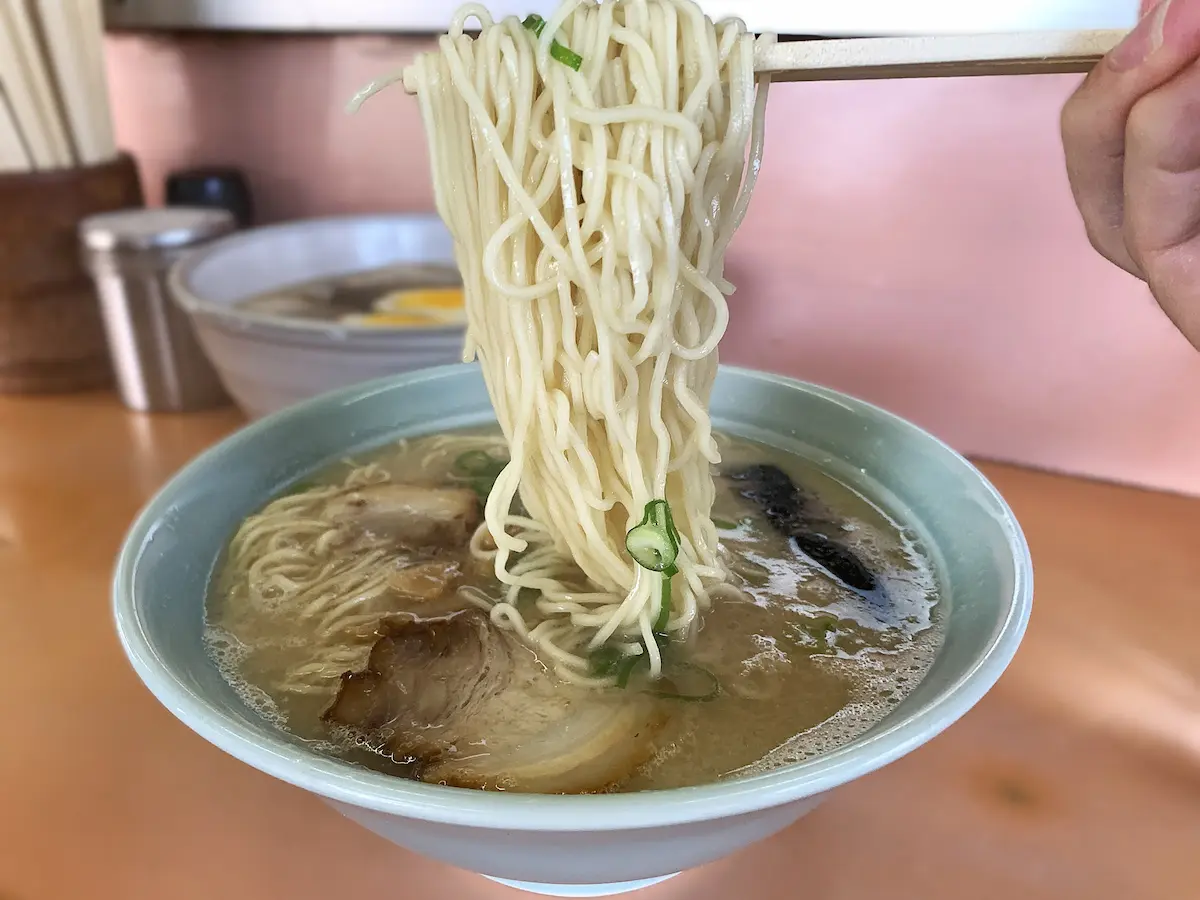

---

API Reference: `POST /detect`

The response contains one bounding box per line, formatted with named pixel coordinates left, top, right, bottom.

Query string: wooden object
left=0, top=0, right=72, bottom=167
left=33, top=0, right=116, bottom=164
left=0, top=0, right=117, bottom=170
left=401, top=28, right=1126, bottom=93
left=0, top=152, right=143, bottom=393
left=0, top=85, right=29, bottom=171
left=754, top=29, right=1126, bottom=83
left=0, top=391, right=1196, bottom=899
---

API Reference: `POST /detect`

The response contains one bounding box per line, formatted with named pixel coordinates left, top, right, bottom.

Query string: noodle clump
left=368, top=0, right=771, bottom=682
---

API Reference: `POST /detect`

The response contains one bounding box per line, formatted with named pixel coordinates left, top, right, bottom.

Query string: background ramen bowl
left=113, top=364, right=1032, bottom=898
left=170, top=214, right=465, bottom=419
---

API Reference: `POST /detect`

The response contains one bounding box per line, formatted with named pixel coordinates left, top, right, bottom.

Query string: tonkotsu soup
left=205, top=430, right=943, bottom=794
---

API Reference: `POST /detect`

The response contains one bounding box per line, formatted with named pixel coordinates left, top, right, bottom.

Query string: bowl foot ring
left=484, top=872, right=681, bottom=896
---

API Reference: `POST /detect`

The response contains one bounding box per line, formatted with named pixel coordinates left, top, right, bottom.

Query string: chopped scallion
left=649, top=662, right=720, bottom=703
left=626, top=499, right=682, bottom=667
left=522, top=13, right=584, bottom=71
left=550, top=42, right=583, bottom=70
left=653, top=574, right=672, bottom=634
left=625, top=500, right=681, bottom=573
left=453, top=449, right=507, bottom=501
left=615, top=653, right=645, bottom=689
left=453, top=449, right=505, bottom=478
left=589, top=646, right=624, bottom=677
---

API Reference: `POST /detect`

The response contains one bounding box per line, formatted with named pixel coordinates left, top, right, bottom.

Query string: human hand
left=1061, top=0, right=1200, bottom=347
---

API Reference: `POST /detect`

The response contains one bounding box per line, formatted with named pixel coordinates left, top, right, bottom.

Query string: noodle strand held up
left=394, top=0, right=771, bottom=682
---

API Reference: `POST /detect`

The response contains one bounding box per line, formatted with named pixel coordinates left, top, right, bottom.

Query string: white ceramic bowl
left=113, top=364, right=1033, bottom=897
left=170, top=214, right=465, bottom=418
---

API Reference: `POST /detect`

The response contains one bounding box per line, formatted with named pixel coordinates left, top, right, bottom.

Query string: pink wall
left=104, top=32, right=1200, bottom=497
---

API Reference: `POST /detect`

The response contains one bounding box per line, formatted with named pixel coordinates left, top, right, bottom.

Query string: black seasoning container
left=165, top=167, right=254, bottom=228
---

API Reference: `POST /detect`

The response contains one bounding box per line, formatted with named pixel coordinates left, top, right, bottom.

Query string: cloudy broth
left=205, top=430, right=943, bottom=793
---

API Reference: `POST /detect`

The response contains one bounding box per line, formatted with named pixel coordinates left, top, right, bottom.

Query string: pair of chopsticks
left=0, top=0, right=116, bottom=174
left=401, top=28, right=1126, bottom=94
left=754, top=29, right=1127, bottom=82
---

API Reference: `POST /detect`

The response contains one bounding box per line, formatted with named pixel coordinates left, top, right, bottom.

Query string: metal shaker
left=79, top=207, right=234, bottom=412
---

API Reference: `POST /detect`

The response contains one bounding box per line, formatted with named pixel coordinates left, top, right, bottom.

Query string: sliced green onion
left=649, top=662, right=720, bottom=703
left=468, top=477, right=493, bottom=502
left=590, top=646, right=624, bottom=677
left=608, top=647, right=720, bottom=701
left=615, top=653, right=645, bottom=689
left=711, top=517, right=738, bottom=531
left=653, top=574, right=672, bottom=634
left=453, top=449, right=505, bottom=478
left=550, top=42, right=583, bottom=70
left=625, top=500, right=681, bottom=573
left=453, top=450, right=506, bottom=501
left=522, top=13, right=584, bottom=71
left=627, top=500, right=681, bottom=663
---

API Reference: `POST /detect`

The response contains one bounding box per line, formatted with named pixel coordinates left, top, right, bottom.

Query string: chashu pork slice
left=323, top=610, right=665, bottom=793
left=323, top=484, right=480, bottom=549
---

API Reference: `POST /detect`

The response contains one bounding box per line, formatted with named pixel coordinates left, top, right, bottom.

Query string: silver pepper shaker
left=79, top=207, right=235, bottom=412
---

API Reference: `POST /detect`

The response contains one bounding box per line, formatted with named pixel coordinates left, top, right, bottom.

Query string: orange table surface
left=1, top=392, right=1197, bottom=900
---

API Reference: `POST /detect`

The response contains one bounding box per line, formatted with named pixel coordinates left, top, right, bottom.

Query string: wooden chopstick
left=0, top=0, right=72, bottom=167
left=0, top=86, right=31, bottom=172
left=35, top=0, right=116, bottom=165
left=78, top=0, right=117, bottom=163
left=400, top=28, right=1125, bottom=96
left=754, top=29, right=1126, bottom=83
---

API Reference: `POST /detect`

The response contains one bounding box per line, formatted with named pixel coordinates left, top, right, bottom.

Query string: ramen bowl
left=169, top=214, right=465, bottom=419
left=113, top=364, right=1032, bottom=897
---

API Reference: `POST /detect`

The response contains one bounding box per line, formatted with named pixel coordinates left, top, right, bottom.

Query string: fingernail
left=1109, top=0, right=1172, bottom=71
